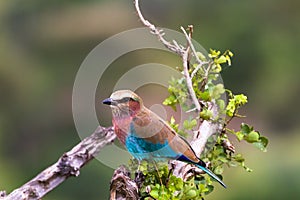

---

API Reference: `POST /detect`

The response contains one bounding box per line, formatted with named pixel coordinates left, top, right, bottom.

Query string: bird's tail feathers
left=196, top=163, right=227, bottom=188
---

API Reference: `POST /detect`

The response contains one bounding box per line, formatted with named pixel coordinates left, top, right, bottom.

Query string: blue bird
left=103, top=90, right=226, bottom=188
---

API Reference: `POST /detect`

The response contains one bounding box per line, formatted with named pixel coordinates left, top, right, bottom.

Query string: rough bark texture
left=110, top=166, right=139, bottom=200
left=0, top=126, right=115, bottom=200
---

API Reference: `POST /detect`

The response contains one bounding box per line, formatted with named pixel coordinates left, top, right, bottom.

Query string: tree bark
left=110, top=166, right=139, bottom=200
left=0, top=126, right=115, bottom=200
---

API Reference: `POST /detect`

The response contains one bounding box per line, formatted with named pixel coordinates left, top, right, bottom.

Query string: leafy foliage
left=228, top=123, right=268, bottom=152
left=163, top=77, right=190, bottom=111
left=129, top=160, right=213, bottom=200
left=131, top=46, right=268, bottom=199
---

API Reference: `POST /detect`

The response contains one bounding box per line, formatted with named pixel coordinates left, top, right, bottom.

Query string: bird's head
left=102, top=90, right=143, bottom=117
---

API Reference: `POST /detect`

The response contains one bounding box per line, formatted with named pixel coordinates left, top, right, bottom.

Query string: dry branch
left=135, top=0, right=201, bottom=113
left=1, top=126, right=115, bottom=200
left=110, top=166, right=139, bottom=200
left=134, top=0, right=185, bottom=56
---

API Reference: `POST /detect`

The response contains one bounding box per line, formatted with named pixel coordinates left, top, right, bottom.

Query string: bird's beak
left=102, top=98, right=116, bottom=106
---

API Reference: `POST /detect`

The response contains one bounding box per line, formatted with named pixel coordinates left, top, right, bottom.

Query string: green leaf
left=139, top=165, right=147, bottom=172
left=185, top=189, right=197, bottom=199
left=215, top=55, right=227, bottom=64
left=200, top=109, right=213, bottom=120
left=217, top=99, right=225, bottom=111
left=235, top=94, right=248, bottom=106
left=224, top=50, right=234, bottom=66
left=163, top=94, right=178, bottom=111
left=245, top=131, right=260, bottom=143
left=214, top=165, right=224, bottom=174
left=260, top=136, right=269, bottom=148
left=150, top=189, right=159, bottom=199
left=228, top=161, right=238, bottom=167
left=208, top=49, right=221, bottom=58
left=213, top=64, right=222, bottom=73
left=225, top=55, right=232, bottom=66
left=210, top=83, right=225, bottom=99
left=183, top=119, right=197, bottom=130
left=253, top=136, right=268, bottom=152
left=170, top=116, right=176, bottom=124
left=199, top=183, right=210, bottom=193
left=174, top=178, right=183, bottom=190
left=240, top=123, right=251, bottom=133
left=226, top=94, right=248, bottom=117
left=169, top=116, right=179, bottom=132
left=232, top=154, right=253, bottom=172
left=199, top=91, right=211, bottom=101
left=218, top=154, right=229, bottom=163
left=243, top=165, right=253, bottom=172
left=196, top=51, right=207, bottom=61
left=234, top=154, right=245, bottom=162
left=205, top=185, right=214, bottom=195
left=235, top=131, right=244, bottom=141
left=226, top=99, right=236, bottom=117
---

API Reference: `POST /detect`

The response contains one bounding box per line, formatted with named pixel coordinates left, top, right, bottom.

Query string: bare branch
left=110, top=166, right=139, bottom=200
left=180, top=26, right=204, bottom=66
left=191, top=64, right=202, bottom=78
left=191, top=101, right=222, bottom=155
left=1, top=126, right=116, bottom=200
left=134, top=0, right=185, bottom=56
left=135, top=0, right=201, bottom=112
left=181, top=44, right=201, bottom=112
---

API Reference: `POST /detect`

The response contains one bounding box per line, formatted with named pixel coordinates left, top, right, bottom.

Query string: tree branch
left=181, top=43, right=201, bottom=113
left=181, top=26, right=202, bottom=113
left=110, top=166, right=139, bottom=200
left=180, top=26, right=207, bottom=67
left=134, top=0, right=185, bottom=56
left=135, top=0, right=201, bottom=113
left=1, top=126, right=116, bottom=200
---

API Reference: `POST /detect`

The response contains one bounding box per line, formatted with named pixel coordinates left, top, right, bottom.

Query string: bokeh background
left=0, top=0, right=299, bottom=199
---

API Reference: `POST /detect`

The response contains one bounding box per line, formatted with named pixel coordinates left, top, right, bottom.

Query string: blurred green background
left=0, top=0, right=299, bottom=199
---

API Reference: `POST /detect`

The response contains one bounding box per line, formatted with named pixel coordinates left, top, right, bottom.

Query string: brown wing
left=158, top=119, right=200, bottom=163
left=133, top=107, right=200, bottom=163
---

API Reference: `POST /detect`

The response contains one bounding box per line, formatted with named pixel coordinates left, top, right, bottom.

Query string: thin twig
left=180, top=26, right=201, bottom=112
left=135, top=0, right=201, bottom=112
left=182, top=49, right=201, bottom=112
left=180, top=26, right=204, bottom=66
left=134, top=0, right=185, bottom=56
left=191, top=64, right=201, bottom=78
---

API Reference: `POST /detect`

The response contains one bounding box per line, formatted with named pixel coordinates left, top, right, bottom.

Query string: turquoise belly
left=125, top=133, right=180, bottom=161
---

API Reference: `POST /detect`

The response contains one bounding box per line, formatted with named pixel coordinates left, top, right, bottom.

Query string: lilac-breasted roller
left=103, top=90, right=226, bottom=188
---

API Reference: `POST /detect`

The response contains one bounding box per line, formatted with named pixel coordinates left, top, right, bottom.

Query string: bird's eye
left=118, top=97, right=136, bottom=103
